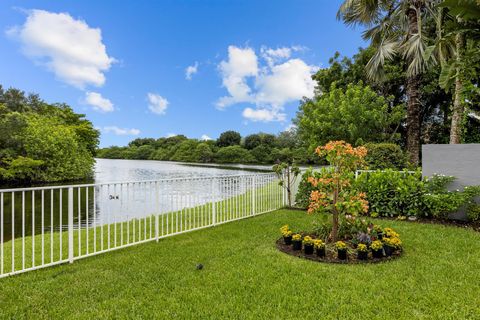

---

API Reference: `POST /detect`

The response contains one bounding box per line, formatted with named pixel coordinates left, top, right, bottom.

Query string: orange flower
left=307, top=176, right=318, bottom=187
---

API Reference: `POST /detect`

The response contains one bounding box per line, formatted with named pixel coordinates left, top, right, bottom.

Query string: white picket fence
left=0, top=172, right=293, bottom=278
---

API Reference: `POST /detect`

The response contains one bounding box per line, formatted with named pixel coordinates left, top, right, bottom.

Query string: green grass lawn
left=1, top=209, right=480, bottom=319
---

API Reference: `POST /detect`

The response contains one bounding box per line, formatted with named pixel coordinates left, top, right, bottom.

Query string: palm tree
left=430, top=0, right=480, bottom=143
left=337, top=0, right=440, bottom=165
left=446, top=19, right=465, bottom=144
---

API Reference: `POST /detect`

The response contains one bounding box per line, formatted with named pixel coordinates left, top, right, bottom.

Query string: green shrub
left=421, top=174, right=461, bottom=219
left=0, top=156, right=44, bottom=181
left=23, top=117, right=95, bottom=181
left=171, top=140, right=199, bottom=162
left=298, top=167, right=480, bottom=221
left=215, top=146, right=255, bottom=163
left=422, top=192, right=467, bottom=219
left=364, top=143, right=407, bottom=170
left=424, top=174, right=455, bottom=193
left=295, top=167, right=334, bottom=209
left=423, top=178, right=480, bottom=220
left=250, top=145, right=272, bottom=163
left=295, top=168, right=315, bottom=209
left=467, top=203, right=480, bottom=222
left=465, top=186, right=480, bottom=222
left=354, top=169, right=425, bottom=217
left=194, top=143, right=214, bottom=163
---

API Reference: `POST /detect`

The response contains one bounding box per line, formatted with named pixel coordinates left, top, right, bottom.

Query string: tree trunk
left=450, top=27, right=465, bottom=144
left=405, top=5, right=422, bottom=166
left=331, top=177, right=339, bottom=242
left=287, top=167, right=292, bottom=207
left=406, top=75, right=421, bottom=165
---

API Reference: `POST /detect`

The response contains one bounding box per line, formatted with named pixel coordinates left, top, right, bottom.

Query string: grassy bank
left=1, top=209, right=480, bottom=319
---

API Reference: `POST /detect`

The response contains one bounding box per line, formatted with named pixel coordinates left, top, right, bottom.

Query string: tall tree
left=430, top=0, right=480, bottom=143
left=338, top=0, right=439, bottom=165
left=216, top=130, right=241, bottom=147
left=0, top=86, right=99, bottom=182
left=244, top=134, right=262, bottom=150
left=296, top=82, right=403, bottom=149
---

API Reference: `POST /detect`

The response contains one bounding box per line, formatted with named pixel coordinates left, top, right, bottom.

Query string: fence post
left=68, top=187, right=74, bottom=264
left=252, top=176, right=256, bottom=215
left=155, top=182, right=159, bottom=242
left=212, top=179, right=216, bottom=226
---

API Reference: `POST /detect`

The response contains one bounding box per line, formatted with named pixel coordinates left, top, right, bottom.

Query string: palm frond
left=439, top=0, right=480, bottom=20
left=402, top=32, right=429, bottom=76
left=366, top=38, right=398, bottom=81
left=438, top=60, right=459, bottom=89
left=424, top=45, right=438, bottom=65
left=337, top=0, right=383, bottom=26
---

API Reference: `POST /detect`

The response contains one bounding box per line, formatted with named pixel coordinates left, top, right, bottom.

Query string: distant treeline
left=97, top=130, right=316, bottom=164
left=0, top=85, right=99, bottom=183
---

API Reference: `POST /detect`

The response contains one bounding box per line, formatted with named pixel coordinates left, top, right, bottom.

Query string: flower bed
left=278, top=223, right=403, bottom=264
left=277, top=141, right=404, bottom=264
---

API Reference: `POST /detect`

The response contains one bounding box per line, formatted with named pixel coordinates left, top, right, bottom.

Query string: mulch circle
left=276, top=237, right=402, bottom=265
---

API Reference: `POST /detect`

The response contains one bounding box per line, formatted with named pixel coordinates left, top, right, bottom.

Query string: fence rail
left=0, top=173, right=289, bottom=278
left=355, top=169, right=418, bottom=179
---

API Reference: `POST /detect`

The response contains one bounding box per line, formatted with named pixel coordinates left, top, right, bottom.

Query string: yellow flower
left=280, top=225, right=292, bottom=237
left=313, top=239, right=325, bottom=249
left=292, top=234, right=302, bottom=241
left=384, top=236, right=402, bottom=248
left=371, top=240, right=383, bottom=250
left=357, top=243, right=368, bottom=252
left=303, top=236, right=314, bottom=245
left=383, top=227, right=400, bottom=238
left=335, top=241, right=347, bottom=250
left=282, top=230, right=292, bottom=237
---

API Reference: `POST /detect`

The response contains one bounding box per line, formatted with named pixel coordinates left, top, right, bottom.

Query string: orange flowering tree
left=307, top=141, right=368, bottom=241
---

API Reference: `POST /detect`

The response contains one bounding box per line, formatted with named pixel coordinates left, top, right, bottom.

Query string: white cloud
left=103, top=126, right=140, bottom=136
left=7, top=9, right=115, bottom=89
left=260, top=45, right=307, bottom=67
left=261, top=47, right=290, bottom=66
left=147, top=93, right=169, bottom=115
left=255, top=59, right=317, bottom=107
left=185, top=62, right=198, bottom=80
left=84, top=91, right=114, bottom=112
left=200, top=134, right=212, bottom=141
left=165, top=133, right=177, bottom=138
left=216, top=45, right=317, bottom=122
left=242, top=107, right=286, bottom=122
left=263, top=47, right=292, bottom=59
left=217, top=46, right=258, bottom=109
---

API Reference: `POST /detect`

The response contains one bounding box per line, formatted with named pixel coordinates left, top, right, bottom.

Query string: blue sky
left=0, top=0, right=366, bottom=147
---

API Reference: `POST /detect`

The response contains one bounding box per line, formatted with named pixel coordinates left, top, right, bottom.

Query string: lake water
left=1, top=159, right=277, bottom=240
left=94, top=158, right=271, bottom=183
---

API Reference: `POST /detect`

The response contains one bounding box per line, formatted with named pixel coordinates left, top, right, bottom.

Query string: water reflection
left=1, top=159, right=274, bottom=240
left=94, top=159, right=271, bottom=183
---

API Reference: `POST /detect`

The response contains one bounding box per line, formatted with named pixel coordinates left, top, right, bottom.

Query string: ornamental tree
left=273, top=161, right=300, bottom=208
left=307, top=141, right=368, bottom=241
